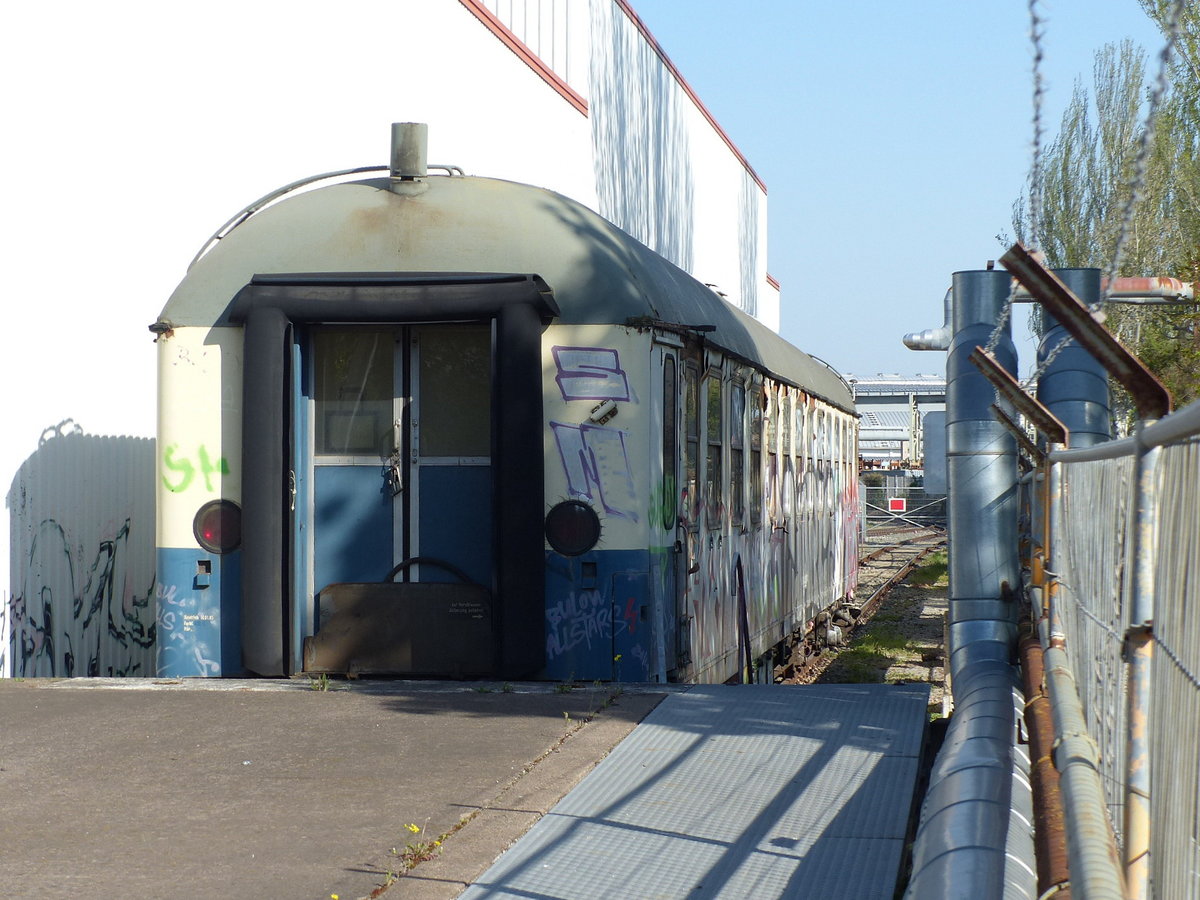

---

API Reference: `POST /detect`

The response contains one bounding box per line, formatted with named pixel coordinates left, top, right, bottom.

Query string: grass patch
left=825, top=623, right=922, bottom=684
left=908, top=551, right=948, bottom=588
left=857, top=624, right=910, bottom=655
left=831, top=647, right=891, bottom=683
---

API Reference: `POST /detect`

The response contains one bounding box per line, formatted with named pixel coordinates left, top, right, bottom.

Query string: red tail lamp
left=545, top=500, right=601, bottom=556
left=193, top=499, right=242, bottom=554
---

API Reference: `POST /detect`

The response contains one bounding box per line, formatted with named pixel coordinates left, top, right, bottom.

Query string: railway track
left=775, top=526, right=946, bottom=684
left=857, top=526, right=946, bottom=616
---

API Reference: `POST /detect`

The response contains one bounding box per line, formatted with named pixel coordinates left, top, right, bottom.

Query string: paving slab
left=461, top=683, right=930, bottom=900
left=0, top=678, right=667, bottom=900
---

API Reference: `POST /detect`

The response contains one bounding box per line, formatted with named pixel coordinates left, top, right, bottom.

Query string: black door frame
left=227, top=272, right=558, bottom=677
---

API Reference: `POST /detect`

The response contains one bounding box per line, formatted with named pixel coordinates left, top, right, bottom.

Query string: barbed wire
left=1153, top=631, right=1200, bottom=692
left=1027, top=0, right=1047, bottom=246
left=984, top=0, right=1045, bottom=365
left=1021, top=326, right=1073, bottom=391
left=1101, top=0, right=1188, bottom=310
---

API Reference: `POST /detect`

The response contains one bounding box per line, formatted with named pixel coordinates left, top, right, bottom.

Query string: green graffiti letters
left=162, top=444, right=230, bottom=493
left=648, top=475, right=678, bottom=531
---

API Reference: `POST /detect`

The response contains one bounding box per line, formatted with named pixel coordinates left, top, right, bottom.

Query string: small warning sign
left=888, top=498, right=907, bottom=513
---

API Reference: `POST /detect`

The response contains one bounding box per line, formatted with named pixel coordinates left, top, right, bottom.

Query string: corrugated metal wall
left=4, top=422, right=156, bottom=677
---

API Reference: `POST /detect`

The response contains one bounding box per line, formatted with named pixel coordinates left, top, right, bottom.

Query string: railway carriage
left=153, top=126, right=859, bottom=683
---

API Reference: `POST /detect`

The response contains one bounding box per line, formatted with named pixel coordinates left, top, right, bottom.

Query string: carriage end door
left=305, top=324, right=493, bottom=672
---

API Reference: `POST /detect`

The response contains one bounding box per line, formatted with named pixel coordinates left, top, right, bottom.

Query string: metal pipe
left=1042, top=630, right=1127, bottom=899
left=1047, top=395, right=1200, bottom=465
left=1020, top=624, right=1069, bottom=895
left=1012, top=276, right=1194, bottom=303
left=1123, top=437, right=1159, bottom=898
left=903, top=287, right=953, bottom=350
left=945, top=270, right=1020, bottom=678
left=390, top=122, right=428, bottom=179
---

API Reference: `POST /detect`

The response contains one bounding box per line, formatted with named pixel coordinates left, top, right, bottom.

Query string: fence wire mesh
left=1056, top=455, right=1134, bottom=841
left=1050, top=416, right=1200, bottom=898
left=1148, top=437, right=1200, bottom=898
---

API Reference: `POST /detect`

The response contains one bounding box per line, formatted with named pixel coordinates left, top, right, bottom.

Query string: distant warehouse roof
left=848, top=375, right=946, bottom=397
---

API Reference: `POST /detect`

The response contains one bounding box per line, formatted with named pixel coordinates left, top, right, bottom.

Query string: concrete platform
left=461, top=684, right=931, bottom=900
left=0, top=677, right=667, bottom=900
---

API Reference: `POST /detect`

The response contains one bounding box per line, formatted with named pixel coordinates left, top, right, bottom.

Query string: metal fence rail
left=1045, top=399, right=1200, bottom=898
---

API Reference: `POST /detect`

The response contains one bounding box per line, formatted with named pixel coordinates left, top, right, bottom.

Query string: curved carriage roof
left=160, top=174, right=853, bottom=412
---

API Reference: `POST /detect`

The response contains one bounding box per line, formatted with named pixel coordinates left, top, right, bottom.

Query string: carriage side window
left=730, top=379, right=745, bottom=525
left=765, top=387, right=778, bottom=523
left=662, top=356, right=678, bottom=530
left=705, top=374, right=723, bottom=528
left=780, top=391, right=793, bottom=520
left=683, top=362, right=700, bottom=529
left=750, top=386, right=763, bottom=525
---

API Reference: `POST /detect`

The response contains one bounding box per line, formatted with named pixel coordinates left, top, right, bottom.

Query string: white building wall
left=3, top=0, right=778, bottom=661
left=587, top=1, right=776, bottom=328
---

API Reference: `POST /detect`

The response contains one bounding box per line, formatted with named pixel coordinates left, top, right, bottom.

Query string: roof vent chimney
left=390, top=122, right=428, bottom=180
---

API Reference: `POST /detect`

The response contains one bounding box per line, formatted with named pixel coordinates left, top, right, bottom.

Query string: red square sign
left=888, top=498, right=907, bottom=512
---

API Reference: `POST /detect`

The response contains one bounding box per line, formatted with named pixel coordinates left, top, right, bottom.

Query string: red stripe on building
left=458, top=0, right=589, bottom=115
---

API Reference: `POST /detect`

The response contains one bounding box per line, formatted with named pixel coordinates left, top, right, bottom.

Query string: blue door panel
left=417, top=466, right=491, bottom=586
left=314, top=466, right=392, bottom=589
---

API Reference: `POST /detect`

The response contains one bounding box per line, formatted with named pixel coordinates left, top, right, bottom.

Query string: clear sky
left=631, top=0, right=1167, bottom=378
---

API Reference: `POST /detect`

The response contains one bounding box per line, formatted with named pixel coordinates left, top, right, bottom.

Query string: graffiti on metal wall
left=155, top=581, right=221, bottom=676
left=7, top=426, right=157, bottom=678
left=549, top=346, right=640, bottom=522
left=546, top=588, right=619, bottom=661
left=552, top=346, right=630, bottom=401
left=550, top=423, right=639, bottom=522
left=673, top=413, right=861, bottom=682
left=9, top=518, right=155, bottom=677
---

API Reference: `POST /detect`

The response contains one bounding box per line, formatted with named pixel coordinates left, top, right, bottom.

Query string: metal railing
left=1032, top=398, right=1200, bottom=898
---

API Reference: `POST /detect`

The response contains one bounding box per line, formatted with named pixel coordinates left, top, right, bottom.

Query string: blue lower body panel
left=542, top=549, right=655, bottom=681
left=155, top=548, right=242, bottom=676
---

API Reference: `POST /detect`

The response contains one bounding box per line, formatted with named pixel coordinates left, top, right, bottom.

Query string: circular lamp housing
left=193, top=499, right=242, bottom=554
left=545, top=500, right=601, bottom=556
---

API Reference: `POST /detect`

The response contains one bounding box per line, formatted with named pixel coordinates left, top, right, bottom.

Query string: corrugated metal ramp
left=461, top=683, right=930, bottom=899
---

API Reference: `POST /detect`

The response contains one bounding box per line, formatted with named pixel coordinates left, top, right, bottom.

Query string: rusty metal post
left=1124, top=437, right=1159, bottom=899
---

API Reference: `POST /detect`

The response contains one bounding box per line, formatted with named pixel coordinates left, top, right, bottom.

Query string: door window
left=416, top=326, right=491, bottom=458
left=313, top=330, right=394, bottom=457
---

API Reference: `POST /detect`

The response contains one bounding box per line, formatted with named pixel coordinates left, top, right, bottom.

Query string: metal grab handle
left=383, top=556, right=480, bottom=586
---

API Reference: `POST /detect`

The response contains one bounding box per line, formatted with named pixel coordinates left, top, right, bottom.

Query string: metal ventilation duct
left=1036, top=268, right=1111, bottom=448
left=906, top=269, right=1034, bottom=899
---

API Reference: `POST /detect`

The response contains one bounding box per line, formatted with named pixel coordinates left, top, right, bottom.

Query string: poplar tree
left=1011, top=7, right=1200, bottom=408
